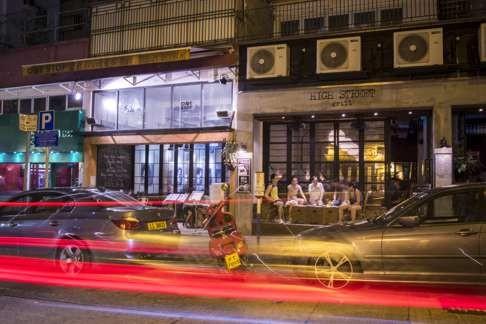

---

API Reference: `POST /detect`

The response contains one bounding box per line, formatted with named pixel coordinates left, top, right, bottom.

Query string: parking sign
left=38, top=111, right=55, bottom=131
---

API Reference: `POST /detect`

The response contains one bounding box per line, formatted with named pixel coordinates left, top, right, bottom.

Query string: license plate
left=224, top=252, right=241, bottom=270
left=147, top=221, right=167, bottom=231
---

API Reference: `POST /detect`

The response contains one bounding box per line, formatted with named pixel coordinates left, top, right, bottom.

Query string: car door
left=14, top=192, right=72, bottom=259
left=382, top=189, right=482, bottom=282
left=0, top=194, right=34, bottom=256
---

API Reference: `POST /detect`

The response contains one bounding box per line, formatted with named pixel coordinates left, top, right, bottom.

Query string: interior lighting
left=479, top=108, right=484, bottom=113
left=341, top=113, right=347, bottom=118
left=74, top=92, right=82, bottom=101
left=373, top=112, right=379, bottom=116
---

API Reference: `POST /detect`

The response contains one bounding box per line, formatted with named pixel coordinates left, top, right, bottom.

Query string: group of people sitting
left=264, top=174, right=362, bottom=224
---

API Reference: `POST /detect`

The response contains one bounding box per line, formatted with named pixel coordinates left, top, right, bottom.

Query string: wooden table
left=289, top=205, right=340, bottom=225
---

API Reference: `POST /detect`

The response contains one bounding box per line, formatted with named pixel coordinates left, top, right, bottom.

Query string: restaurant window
left=145, top=86, right=171, bottom=129
left=281, top=20, right=299, bottom=36
left=202, top=82, right=232, bottom=127
left=176, top=144, right=191, bottom=192
left=315, top=122, right=335, bottom=183
left=364, top=121, right=385, bottom=203
left=147, top=145, right=160, bottom=194
left=328, top=14, right=349, bottom=31
left=93, top=91, right=117, bottom=131
left=3, top=100, right=18, bottom=114
left=193, top=144, right=206, bottom=191
left=67, top=94, right=82, bottom=110
left=381, top=8, right=403, bottom=26
left=291, top=123, right=311, bottom=185
left=304, top=17, right=325, bottom=33
left=19, top=99, right=32, bottom=114
left=173, top=84, right=201, bottom=128
left=267, top=124, right=288, bottom=188
left=34, top=98, right=46, bottom=113
left=49, top=95, right=66, bottom=111
left=134, top=145, right=145, bottom=195
left=338, top=121, right=359, bottom=183
left=118, top=88, right=144, bottom=130
left=0, top=164, right=23, bottom=193
left=162, top=144, right=175, bottom=194
left=208, top=143, right=224, bottom=187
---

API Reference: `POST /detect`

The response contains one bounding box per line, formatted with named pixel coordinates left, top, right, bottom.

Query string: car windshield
left=375, top=191, right=429, bottom=223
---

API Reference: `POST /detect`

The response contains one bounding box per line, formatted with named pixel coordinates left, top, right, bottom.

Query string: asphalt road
left=1, top=278, right=486, bottom=324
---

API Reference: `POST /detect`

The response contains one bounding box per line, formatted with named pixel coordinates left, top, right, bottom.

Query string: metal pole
left=256, top=197, right=262, bottom=251
left=23, top=132, right=31, bottom=191
left=44, top=146, right=49, bottom=188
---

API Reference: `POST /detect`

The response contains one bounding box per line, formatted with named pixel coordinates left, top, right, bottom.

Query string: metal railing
left=0, top=7, right=90, bottom=49
left=90, top=0, right=238, bottom=56
left=238, top=0, right=486, bottom=42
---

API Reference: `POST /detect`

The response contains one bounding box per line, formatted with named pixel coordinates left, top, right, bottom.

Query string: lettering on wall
left=309, top=88, right=377, bottom=107
left=96, top=145, right=134, bottom=190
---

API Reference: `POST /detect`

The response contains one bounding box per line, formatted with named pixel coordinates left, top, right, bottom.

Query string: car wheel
left=314, top=251, right=354, bottom=289
left=57, top=240, right=90, bottom=276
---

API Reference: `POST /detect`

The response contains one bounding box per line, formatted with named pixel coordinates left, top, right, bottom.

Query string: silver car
left=293, top=183, right=486, bottom=289
left=0, top=188, right=179, bottom=275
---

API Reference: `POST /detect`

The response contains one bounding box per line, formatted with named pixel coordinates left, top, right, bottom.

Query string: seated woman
left=286, top=176, right=307, bottom=206
left=332, top=181, right=349, bottom=224
left=347, top=182, right=362, bottom=223
left=308, top=176, right=325, bottom=206
left=264, top=173, right=284, bottom=224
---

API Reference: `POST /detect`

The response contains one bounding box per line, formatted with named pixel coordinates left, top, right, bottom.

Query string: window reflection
left=145, top=87, right=171, bottom=129
left=118, top=88, right=144, bottom=130
left=193, top=144, right=206, bottom=191
left=93, top=91, right=117, bottom=130
left=173, top=84, right=201, bottom=128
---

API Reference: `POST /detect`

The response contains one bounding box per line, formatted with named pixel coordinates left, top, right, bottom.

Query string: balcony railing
left=90, top=0, right=239, bottom=57
left=239, top=0, right=486, bottom=42
left=0, top=8, right=90, bottom=49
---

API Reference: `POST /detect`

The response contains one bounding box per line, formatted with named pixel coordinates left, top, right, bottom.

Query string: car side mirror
left=398, top=216, right=419, bottom=228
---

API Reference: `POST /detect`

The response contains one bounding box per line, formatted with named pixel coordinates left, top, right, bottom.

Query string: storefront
left=231, top=77, right=486, bottom=233
left=0, top=110, right=84, bottom=194
left=261, top=111, right=432, bottom=207
left=83, top=71, right=236, bottom=196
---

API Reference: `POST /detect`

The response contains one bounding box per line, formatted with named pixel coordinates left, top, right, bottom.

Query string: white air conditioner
left=246, top=44, right=289, bottom=79
left=316, top=36, right=361, bottom=74
left=394, top=28, right=443, bottom=68
left=480, top=23, right=486, bottom=63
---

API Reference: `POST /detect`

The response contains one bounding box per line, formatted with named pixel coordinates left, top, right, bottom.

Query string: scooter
left=202, top=199, right=248, bottom=271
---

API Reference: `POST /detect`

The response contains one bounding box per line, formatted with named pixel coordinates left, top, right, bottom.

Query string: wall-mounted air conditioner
left=316, top=36, right=361, bottom=74
left=394, top=28, right=443, bottom=68
left=247, top=44, right=289, bottom=79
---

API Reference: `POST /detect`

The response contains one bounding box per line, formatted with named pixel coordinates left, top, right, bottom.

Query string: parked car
left=0, top=188, right=179, bottom=275
left=293, top=183, right=486, bottom=289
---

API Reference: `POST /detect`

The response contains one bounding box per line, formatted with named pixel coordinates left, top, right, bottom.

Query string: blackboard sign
left=96, top=145, right=134, bottom=190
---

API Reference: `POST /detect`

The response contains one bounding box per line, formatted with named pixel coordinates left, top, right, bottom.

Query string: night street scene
left=1, top=0, right=486, bottom=323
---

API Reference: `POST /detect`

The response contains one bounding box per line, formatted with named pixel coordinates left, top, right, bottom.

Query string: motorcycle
left=202, top=198, right=248, bottom=271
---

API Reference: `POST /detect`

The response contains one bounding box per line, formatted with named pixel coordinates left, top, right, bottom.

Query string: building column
left=433, top=104, right=453, bottom=187
left=83, top=142, right=97, bottom=187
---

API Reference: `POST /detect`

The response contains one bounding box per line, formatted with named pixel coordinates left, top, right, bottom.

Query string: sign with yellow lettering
left=19, top=114, right=38, bottom=132
left=22, top=48, right=190, bottom=76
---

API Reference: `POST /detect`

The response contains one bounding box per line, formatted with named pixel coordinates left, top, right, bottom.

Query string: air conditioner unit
left=480, top=23, right=486, bottom=62
left=316, top=36, right=361, bottom=74
left=394, top=28, right=443, bottom=68
left=246, top=44, right=289, bottom=79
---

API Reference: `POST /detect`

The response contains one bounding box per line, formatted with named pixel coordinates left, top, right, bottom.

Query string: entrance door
left=382, top=189, right=483, bottom=282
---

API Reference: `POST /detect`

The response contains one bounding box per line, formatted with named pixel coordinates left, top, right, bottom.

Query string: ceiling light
left=74, top=92, right=82, bottom=101
left=341, top=113, right=346, bottom=118
left=373, top=112, right=379, bottom=116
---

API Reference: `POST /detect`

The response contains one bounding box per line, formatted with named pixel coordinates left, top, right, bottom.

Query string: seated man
left=286, top=176, right=307, bottom=206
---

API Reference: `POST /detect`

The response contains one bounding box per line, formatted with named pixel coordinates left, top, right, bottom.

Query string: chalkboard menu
left=96, top=145, right=134, bottom=190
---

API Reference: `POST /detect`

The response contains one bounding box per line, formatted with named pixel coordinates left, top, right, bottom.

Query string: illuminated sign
left=22, top=48, right=191, bottom=76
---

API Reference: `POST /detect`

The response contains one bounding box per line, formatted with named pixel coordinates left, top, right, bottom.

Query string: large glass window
left=267, top=124, right=288, bottom=186
left=49, top=95, right=66, bottom=111
left=93, top=91, right=117, bottom=130
left=3, top=100, right=18, bottom=114
left=291, top=124, right=310, bottom=184
left=147, top=145, right=160, bottom=194
left=145, top=87, right=171, bottom=129
left=339, top=122, right=359, bottom=183
left=176, top=144, right=191, bottom=192
left=315, top=122, right=335, bottom=182
left=34, top=98, right=46, bottom=113
left=208, top=143, right=224, bottom=187
left=20, top=99, right=32, bottom=114
left=202, top=82, right=233, bottom=127
left=92, top=82, right=233, bottom=131
left=118, top=88, right=144, bottom=130
left=173, top=84, right=201, bottom=128
left=134, top=145, right=146, bottom=195
left=162, top=144, right=175, bottom=194
left=193, top=144, right=206, bottom=191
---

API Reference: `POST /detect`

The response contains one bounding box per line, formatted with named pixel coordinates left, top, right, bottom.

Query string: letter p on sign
left=38, top=111, right=54, bottom=131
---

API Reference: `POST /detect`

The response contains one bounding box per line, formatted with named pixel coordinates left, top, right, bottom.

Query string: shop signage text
left=19, top=114, right=38, bottom=132
left=309, top=88, right=377, bottom=107
left=22, top=48, right=191, bottom=76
